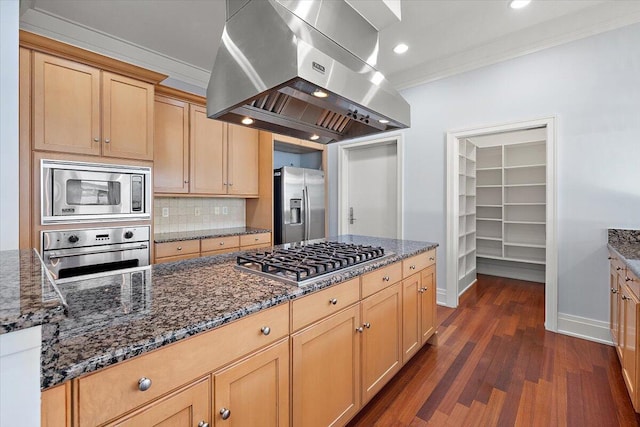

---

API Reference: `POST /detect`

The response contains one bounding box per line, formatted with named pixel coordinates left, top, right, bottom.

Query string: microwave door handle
left=48, top=244, right=149, bottom=260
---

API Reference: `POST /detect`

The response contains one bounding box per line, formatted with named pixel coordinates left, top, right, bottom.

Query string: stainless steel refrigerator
left=274, top=167, right=325, bottom=244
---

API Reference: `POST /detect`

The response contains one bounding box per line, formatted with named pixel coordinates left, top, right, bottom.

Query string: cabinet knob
left=626, top=277, right=632, bottom=282
left=255, top=237, right=259, bottom=241
left=220, top=408, right=231, bottom=420
left=223, top=182, right=227, bottom=185
left=410, top=265, right=416, bottom=270
left=261, top=326, right=271, bottom=336
left=429, top=257, right=435, bottom=261
left=622, top=295, right=630, bottom=301
left=229, top=183, right=233, bottom=186
left=419, top=287, right=427, bottom=293
left=617, top=266, right=622, bottom=271
left=138, top=377, right=152, bottom=391
left=356, top=326, right=364, bottom=333
left=93, top=137, right=99, bottom=142
left=104, top=138, right=110, bottom=143
left=219, top=242, right=225, bottom=246
left=329, top=298, right=338, bottom=305
left=611, top=288, right=618, bottom=294
left=198, top=422, right=209, bottom=427
left=364, top=322, right=371, bottom=329
left=608, top=256, right=613, bottom=260
left=184, top=180, right=189, bottom=184
left=382, top=276, right=390, bottom=282
left=177, top=246, right=182, bottom=251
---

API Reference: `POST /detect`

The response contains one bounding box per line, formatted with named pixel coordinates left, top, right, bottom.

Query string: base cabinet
left=213, top=339, right=289, bottom=427
left=108, top=377, right=210, bottom=427
left=292, top=305, right=361, bottom=427
left=361, top=282, right=402, bottom=404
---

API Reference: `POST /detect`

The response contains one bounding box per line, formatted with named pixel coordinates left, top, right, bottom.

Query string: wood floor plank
left=347, top=274, right=640, bottom=427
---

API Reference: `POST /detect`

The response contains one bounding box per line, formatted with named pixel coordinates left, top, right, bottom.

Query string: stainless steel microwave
left=41, top=159, right=151, bottom=224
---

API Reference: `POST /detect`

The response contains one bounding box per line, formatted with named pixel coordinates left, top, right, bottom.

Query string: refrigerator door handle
left=304, top=185, right=310, bottom=240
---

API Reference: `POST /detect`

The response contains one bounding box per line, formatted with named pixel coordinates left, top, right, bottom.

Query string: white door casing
left=338, top=133, right=404, bottom=239
left=446, top=117, right=557, bottom=332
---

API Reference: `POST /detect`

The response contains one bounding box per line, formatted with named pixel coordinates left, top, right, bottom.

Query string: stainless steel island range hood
left=207, top=0, right=410, bottom=144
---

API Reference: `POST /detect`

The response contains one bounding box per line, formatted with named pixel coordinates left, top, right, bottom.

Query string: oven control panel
left=42, top=226, right=150, bottom=250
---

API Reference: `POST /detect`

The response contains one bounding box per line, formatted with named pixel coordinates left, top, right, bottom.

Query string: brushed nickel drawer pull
left=329, top=298, right=338, bottom=305
left=261, top=326, right=271, bottom=336
left=383, top=276, right=390, bottom=282
left=138, top=377, right=152, bottom=391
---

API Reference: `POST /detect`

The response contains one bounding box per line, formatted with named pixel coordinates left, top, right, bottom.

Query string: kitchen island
left=3, top=235, right=438, bottom=427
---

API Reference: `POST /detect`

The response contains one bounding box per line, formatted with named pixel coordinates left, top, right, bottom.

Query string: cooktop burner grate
left=237, top=242, right=386, bottom=284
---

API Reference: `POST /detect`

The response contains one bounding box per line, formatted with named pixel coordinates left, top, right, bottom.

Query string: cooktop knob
left=68, top=235, right=79, bottom=243
left=124, top=231, right=134, bottom=239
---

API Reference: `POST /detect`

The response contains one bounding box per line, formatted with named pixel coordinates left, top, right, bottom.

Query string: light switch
left=222, top=206, right=228, bottom=215
left=214, top=207, right=220, bottom=215
left=162, top=207, right=169, bottom=217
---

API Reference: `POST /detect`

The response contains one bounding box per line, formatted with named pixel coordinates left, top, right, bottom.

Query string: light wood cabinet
left=41, top=382, right=70, bottom=427
left=154, top=95, right=190, bottom=193
left=620, top=284, right=638, bottom=409
left=360, top=282, right=402, bottom=404
left=213, top=339, right=289, bottom=427
left=611, top=256, right=624, bottom=353
left=420, top=265, right=437, bottom=343
left=32, top=52, right=154, bottom=160
left=401, top=273, right=421, bottom=364
left=154, top=98, right=259, bottom=197
left=154, top=233, right=271, bottom=264
left=201, top=235, right=241, bottom=256
left=108, top=377, right=210, bottom=427
left=292, top=305, right=361, bottom=427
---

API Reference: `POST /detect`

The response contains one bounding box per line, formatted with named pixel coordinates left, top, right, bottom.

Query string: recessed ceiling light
left=393, top=43, right=408, bottom=54
left=310, top=134, right=320, bottom=141
left=312, top=89, right=328, bottom=98
left=509, top=0, right=531, bottom=9
left=241, top=117, right=254, bottom=125
left=379, top=119, right=389, bottom=124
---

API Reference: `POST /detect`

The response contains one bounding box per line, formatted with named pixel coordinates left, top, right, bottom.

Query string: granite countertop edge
left=608, top=243, right=640, bottom=279
left=1, top=304, right=66, bottom=335
left=154, top=227, right=271, bottom=243
left=42, top=237, right=438, bottom=388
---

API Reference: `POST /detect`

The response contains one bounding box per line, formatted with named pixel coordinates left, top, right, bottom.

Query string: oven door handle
left=48, top=244, right=149, bottom=260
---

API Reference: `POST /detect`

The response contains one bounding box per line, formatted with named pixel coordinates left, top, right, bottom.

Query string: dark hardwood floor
left=347, top=274, right=640, bottom=426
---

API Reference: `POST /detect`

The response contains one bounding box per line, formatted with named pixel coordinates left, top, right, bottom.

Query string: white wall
left=329, top=23, right=640, bottom=335
left=0, top=0, right=19, bottom=250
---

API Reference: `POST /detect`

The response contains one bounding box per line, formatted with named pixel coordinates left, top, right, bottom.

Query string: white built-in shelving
left=458, top=139, right=477, bottom=291
left=474, top=138, right=547, bottom=267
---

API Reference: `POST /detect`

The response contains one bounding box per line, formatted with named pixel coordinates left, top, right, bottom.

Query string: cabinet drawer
left=155, top=240, right=200, bottom=258
left=76, top=303, right=289, bottom=427
left=240, top=232, right=271, bottom=247
left=361, top=262, right=403, bottom=298
left=155, top=253, right=200, bottom=264
left=626, top=271, right=640, bottom=300
left=291, top=278, right=360, bottom=331
left=402, top=249, right=436, bottom=277
left=201, top=235, right=240, bottom=253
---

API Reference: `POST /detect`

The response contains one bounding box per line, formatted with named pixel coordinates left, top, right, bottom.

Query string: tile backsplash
left=154, top=197, right=245, bottom=233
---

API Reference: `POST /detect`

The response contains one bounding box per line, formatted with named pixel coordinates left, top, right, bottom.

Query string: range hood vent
left=207, top=0, right=410, bottom=144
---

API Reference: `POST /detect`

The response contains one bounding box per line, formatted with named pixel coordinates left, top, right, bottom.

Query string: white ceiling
left=20, top=0, right=640, bottom=92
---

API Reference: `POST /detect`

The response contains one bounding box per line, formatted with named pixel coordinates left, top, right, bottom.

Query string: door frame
left=337, top=132, right=404, bottom=239
left=446, top=117, right=558, bottom=332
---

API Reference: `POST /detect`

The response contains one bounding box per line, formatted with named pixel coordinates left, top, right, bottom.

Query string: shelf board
left=476, top=167, right=502, bottom=171
left=465, top=230, right=476, bottom=236
left=477, top=185, right=502, bottom=188
left=476, top=204, right=502, bottom=208
left=504, top=203, right=546, bottom=206
left=465, top=248, right=476, bottom=256
left=477, top=235, right=502, bottom=241
left=504, top=183, right=546, bottom=187
left=477, top=217, right=502, bottom=222
left=504, top=241, right=546, bottom=248
left=503, top=163, right=545, bottom=170
left=503, top=220, right=545, bottom=225
left=477, top=254, right=546, bottom=265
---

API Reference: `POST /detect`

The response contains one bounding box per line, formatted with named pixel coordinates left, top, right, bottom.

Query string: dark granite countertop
left=154, top=227, right=271, bottom=243
left=0, top=249, right=65, bottom=335
left=41, top=235, right=437, bottom=389
left=608, top=229, right=640, bottom=278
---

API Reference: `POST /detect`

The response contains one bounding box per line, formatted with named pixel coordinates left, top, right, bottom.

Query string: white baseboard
left=556, top=312, right=612, bottom=345
left=436, top=288, right=449, bottom=306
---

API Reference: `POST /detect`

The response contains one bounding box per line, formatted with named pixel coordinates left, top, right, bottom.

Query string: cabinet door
left=154, top=96, right=190, bottom=193
left=292, top=305, right=360, bottom=427
left=420, top=265, right=437, bottom=344
left=102, top=72, right=154, bottom=160
left=190, top=106, right=226, bottom=194
left=108, top=377, right=210, bottom=427
left=621, top=286, right=638, bottom=409
left=361, top=282, right=402, bottom=404
left=213, top=339, right=289, bottom=427
left=227, top=123, right=259, bottom=196
left=33, top=52, right=101, bottom=155
left=401, top=273, right=421, bottom=364
left=611, top=261, right=621, bottom=348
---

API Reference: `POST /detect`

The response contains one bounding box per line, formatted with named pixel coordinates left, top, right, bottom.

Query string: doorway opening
left=338, top=134, right=403, bottom=239
left=446, top=118, right=557, bottom=332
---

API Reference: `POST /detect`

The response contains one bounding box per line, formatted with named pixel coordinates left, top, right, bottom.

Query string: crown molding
left=20, top=7, right=210, bottom=89
left=391, top=3, right=640, bottom=90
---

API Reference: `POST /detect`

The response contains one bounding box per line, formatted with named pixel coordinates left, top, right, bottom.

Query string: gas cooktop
left=236, top=241, right=391, bottom=286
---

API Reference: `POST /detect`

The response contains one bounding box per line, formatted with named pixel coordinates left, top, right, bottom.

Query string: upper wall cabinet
left=32, top=52, right=154, bottom=161
left=154, top=90, right=259, bottom=197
